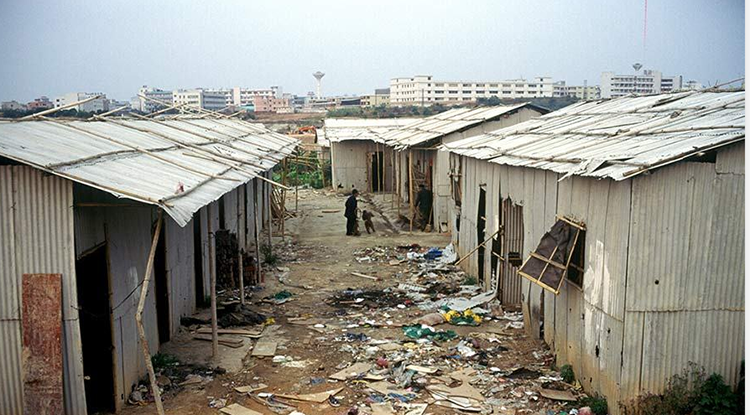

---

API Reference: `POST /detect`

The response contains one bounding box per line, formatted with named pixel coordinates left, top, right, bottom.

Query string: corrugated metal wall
left=453, top=141, right=744, bottom=414
left=331, top=141, right=394, bottom=193
left=0, top=166, right=87, bottom=415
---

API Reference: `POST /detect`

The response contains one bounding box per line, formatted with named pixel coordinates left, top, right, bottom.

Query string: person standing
left=415, top=184, right=432, bottom=230
left=344, top=189, right=359, bottom=236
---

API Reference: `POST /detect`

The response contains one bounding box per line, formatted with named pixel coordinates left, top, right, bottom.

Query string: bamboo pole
left=265, top=180, right=273, bottom=255
left=396, top=152, right=401, bottom=217
left=20, top=94, right=103, bottom=120
left=238, top=186, right=245, bottom=305
left=253, top=180, right=262, bottom=284
left=207, top=203, right=219, bottom=358
left=455, top=228, right=502, bottom=266
left=135, top=210, right=165, bottom=415
left=295, top=152, right=299, bottom=212
left=376, top=142, right=382, bottom=194
left=409, top=150, right=414, bottom=234
left=281, top=158, right=287, bottom=238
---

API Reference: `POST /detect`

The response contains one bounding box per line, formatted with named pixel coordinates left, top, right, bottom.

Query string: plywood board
left=329, top=362, right=372, bottom=381
left=22, top=274, right=63, bottom=414
left=220, top=403, right=264, bottom=415
left=277, top=387, right=344, bottom=403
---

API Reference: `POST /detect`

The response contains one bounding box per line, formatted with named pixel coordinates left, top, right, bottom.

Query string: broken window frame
left=517, top=215, right=586, bottom=295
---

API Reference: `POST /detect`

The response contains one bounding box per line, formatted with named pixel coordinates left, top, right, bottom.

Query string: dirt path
left=121, top=190, right=577, bottom=415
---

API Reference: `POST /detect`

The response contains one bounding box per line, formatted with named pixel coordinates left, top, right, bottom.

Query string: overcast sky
left=0, top=0, right=744, bottom=101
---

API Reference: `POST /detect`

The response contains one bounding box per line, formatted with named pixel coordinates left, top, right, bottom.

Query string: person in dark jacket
left=344, top=189, right=359, bottom=236
left=415, top=184, right=432, bottom=230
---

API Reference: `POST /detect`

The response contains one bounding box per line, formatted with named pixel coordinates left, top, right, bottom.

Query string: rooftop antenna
left=313, top=71, right=325, bottom=98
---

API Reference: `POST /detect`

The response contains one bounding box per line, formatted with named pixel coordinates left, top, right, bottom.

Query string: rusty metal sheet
left=22, top=274, right=63, bottom=415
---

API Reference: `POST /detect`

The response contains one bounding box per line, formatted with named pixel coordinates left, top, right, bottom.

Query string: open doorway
left=476, top=187, right=487, bottom=285
left=75, top=243, right=116, bottom=413
left=154, top=221, right=170, bottom=344
left=370, top=151, right=384, bottom=192
left=193, top=216, right=206, bottom=307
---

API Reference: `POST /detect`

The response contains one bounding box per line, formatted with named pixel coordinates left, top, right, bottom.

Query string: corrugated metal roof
left=383, top=103, right=541, bottom=150
left=0, top=118, right=298, bottom=226
left=319, top=118, right=421, bottom=146
left=442, top=91, right=745, bottom=181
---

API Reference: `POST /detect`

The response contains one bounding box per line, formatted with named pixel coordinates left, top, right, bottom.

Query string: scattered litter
left=196, top=327, right=263, bottom=338
left=234, top=383, right=268, bottom=393
left=277, top=387, right=344, bottom=403
left=329, top=362, right=372, bottom=381
left=219, top=403, right=263, bottom=415
left=539, top=388, right=577, bottom=401
left=252, top=341, right=278, bottom=357
left=193, top=335, right=244, bottom=348
left=351, top=272, right=379, bottom=281
left=402, top=325, right=457, bottom=341
left=208, top=398, right=227, bottom=409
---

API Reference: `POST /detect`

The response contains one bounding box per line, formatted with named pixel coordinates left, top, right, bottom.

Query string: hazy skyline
left=0, top=0, right=745, bottom=101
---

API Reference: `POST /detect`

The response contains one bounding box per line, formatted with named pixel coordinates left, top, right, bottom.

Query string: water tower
left=313, top=71, right=325, bottom=98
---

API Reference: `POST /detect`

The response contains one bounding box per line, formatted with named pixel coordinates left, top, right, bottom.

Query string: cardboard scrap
left=539, top=388, right=577, bottom=402
left=251, top=341, right=278, bottom=357
left=370, top=402, right=395, bottom=415
left=329, top=362, right=372, bottom=381
left=367, top=381, right=412, bottom=397
left=234, top=383, right=268, bottom=393
left=276, top=387, right=344, bottom=403
left=378, top=343, right=402, bottom=351
left=220, top=403, right=263, bottom=415
left=406, top=365, right=438, bottom=374
left=404, top=403, right=428, bottom=415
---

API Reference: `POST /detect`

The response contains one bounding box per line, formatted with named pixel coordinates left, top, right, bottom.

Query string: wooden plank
left=196, top=328, right=263, bottom=337
left=22, top=274, right=63, bottom=415
left=251, top=340, right=277, bottom=357
left=220, top=403, right=264, bottom=415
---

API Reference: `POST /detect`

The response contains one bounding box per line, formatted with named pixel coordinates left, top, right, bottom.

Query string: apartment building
left=600, top=70, right=683, bottom=98
left=361, top=88, right=390, bottom=107
left=253, top=95, right=292, bottom=113
left=1, top=100, right=27, bottom=111
left=137, top=86, right=174, bottom=112
left=54, top=92, right=109, bottom=112
left=553, top=82, right=600, bottom=100
left=172, top=89, right=227, bottom=111
left=232, top=86, right=276, bottom=107
left=390, top=75, right=554, bottom=105
left=27, top=96, right=53, bottom=110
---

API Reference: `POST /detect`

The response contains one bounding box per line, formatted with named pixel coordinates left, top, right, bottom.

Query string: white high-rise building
left=600, top=70, right=683, bottom=98
left=172, top=89, right=227, bottom=111
left=553, top=81, right=600, bottom=100
left=389, top=75, right=555, bottom=106
left=137, top=86, right=174, bottom=112
left=231, top=87, right=276, bottom=107
left=54, top=92, right=109, bottom=112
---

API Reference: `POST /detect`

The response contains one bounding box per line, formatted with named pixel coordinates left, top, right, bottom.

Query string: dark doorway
left=476, top=187, right=487, bottom=285
left=193, top=216, right=206, bottom=307
left=75, top=243, right=115, bottom=414
left=154, top=222, right=170, bottom=344
left=370, top=151, right=384, bottom=192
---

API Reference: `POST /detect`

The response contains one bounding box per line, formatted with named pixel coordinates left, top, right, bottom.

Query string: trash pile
left=127, top=354, right=221, bottom=407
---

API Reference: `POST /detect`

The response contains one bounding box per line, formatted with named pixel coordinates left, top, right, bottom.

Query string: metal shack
left=382, top=104, right=547, bottom=232
left=441, top=91, right=744, bottom=412
left=321, top=118, right=420, bottom=193
left=0, top=116, right=297, bottom=414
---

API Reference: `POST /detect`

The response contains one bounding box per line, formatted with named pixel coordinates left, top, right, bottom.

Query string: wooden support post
left=254, top=179, right=262, bottom=284
left=455, top=228, right=502, bottom=266
left=376, top=142, right=382, bottom=194
left=238, top=186, right=245, bottom=305
left=135, top=210, right=166, bottom=415
left=295, top=152, right=299, bottom=212
left=281, top=158, right=287, bottom=238
left=396, top=152, right=401, bottom=216
left=266, top=179, right=273, bottom=254
left=409, top=150, right=414, bottom=234
left=207, top=204, right=219, bottom=358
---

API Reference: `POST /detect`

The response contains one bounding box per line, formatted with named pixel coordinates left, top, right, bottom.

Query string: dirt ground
left=120, top=189, right=582, bottom=415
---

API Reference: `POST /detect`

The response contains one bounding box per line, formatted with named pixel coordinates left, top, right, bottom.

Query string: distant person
left=362, top=210, right=375, bottom=234
left=344, top=189, right=359, bottom=236
left=415, top=184, right=432, bottom=230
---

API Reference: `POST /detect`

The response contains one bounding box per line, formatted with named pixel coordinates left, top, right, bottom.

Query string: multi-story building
left=252, top=96, right=292, bottom=113
left=54, top=92, right=109, bottom=112
left=231, top=87, right=276, bottom=107
left=1, top=100, right=27, bottom=111
left=553, top=82, right=600, bottom=100
left=172, top=89, right=227, bottom=111
left=26, top=96, right=53, bottom=111
left=137, top=86, right=174, bottom=112
left=361, top=88, right=390, bottom=107
left=600, top=70, right=683, bottom=98
left=390, top=75, right=554, bottom=106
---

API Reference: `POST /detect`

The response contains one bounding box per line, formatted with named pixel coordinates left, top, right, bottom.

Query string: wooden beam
left=20, top=94, right=103, bottom=120
left=455, top=228, right=502, bottom=266
left=207, top=204, right=219, bottom=358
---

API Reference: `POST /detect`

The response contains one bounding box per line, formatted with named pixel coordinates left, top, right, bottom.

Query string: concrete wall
left=331, top=141, right=394, bottom=193
left=452, top=142, right=745, bottom=412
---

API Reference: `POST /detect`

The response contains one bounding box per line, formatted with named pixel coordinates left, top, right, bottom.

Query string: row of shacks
left=0, top=110, right=298, bottom=414
left=321, top=90, right=744, bottom=413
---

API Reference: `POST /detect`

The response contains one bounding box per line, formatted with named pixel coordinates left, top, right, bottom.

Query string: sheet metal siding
left=0, top=167, right=21, bottom=415
left=716, top=141, right=744, bottom=174
left=1, top=166, right=87, bottom=415
left=331, top=141, right=394, bottom=193
left=166, top=216, right=196, bottom=336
